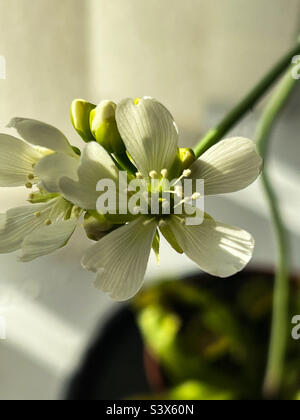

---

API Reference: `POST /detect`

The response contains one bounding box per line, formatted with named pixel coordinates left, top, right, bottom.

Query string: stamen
left=149, top=170, right=158, bottom=179
left=25, top=182, right=33, bottom=189
left=171, top=169, right=192, bottom=187
left=34, top=212, right=41, bottom=218
left=134, top=98, right=140, bottom=105
left=173, top=191, right=202, bottom=211
left=45, top=219, right=52, bottom=226
left=27, top=174, right=34, bottom=180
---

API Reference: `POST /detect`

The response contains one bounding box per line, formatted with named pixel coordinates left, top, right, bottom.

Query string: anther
left=183, top=169, right=191, bottom=178
left=45, top=219, right=52, bottom=226
left=34, top=212, right=41, bottom=218
left=149, top=171, right=158, bottom=179
left=136, top=172, right=143, bottom=179
left=161, top=169, right=168, bottom=178
left=192, top=193, right=201, bottom=200
left=25, top=182, right=33, bottom=189
left=27, top=174, right=34, bottom=181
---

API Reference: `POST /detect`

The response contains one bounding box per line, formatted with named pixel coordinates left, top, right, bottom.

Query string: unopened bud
left=90, top=100, right=125, bottom=155
left=83, top=212, right=115, bottom=241
left=169, top=148, right=196, bottom=179
left=70, top=99, right=96, bottom=142
left=178, top=148, right=196, bottom=170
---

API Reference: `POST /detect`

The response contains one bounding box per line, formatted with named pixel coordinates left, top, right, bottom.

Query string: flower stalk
left=255, top=69, right=298, bottom=398
left=194, top=41, right=300, bottom=158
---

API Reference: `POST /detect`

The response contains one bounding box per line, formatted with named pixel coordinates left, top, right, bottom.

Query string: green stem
left=255, top=70, right=297, bottom=398
left=194, top=42, right=300, bottom=158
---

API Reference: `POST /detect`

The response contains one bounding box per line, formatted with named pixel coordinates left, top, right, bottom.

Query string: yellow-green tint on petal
left=90, top=100, right=125, bottom=155
left=70, top=99, right=96, bottom=142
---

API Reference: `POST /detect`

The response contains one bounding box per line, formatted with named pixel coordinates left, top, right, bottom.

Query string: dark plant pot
left=65, top=268, right=300, bottom=400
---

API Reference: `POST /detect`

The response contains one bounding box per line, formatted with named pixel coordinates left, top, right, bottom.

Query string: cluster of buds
left=70, top=99, right=125, bottom=156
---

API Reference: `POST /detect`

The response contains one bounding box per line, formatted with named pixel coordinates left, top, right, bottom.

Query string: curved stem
left=255, top=70, right=297, bottom=398
left=194, top=42, right=300, bottom=158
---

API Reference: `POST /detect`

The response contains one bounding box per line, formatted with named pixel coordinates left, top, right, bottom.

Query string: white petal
left=59, top=142, right=119, bottom=209
left=190, top=137, right=263, bottom=195
left=116, top=97, right=178, bottom=178
left=82, top=217, right=157, bottom=301
left=34, top=153, right=79, bottom=193
left=8, top=118, right=76, bottom=157
left=0, top=134, right=44, bottom=187
left=0, top=197, right=71, bottom=253
left=167, top=216, right=254, bottom=277
left=20, top=219, right=77, bottom=262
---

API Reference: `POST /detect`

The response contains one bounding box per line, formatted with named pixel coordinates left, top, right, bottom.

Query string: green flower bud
left=178, top=148, right=196, bottom=170
left=90, top=100, right=125, bottom=155
left=70, top=99, right=96, bottom=142
left=169, top=148, right=196, bottom=179
left=83, top=212, right=115, bottom=241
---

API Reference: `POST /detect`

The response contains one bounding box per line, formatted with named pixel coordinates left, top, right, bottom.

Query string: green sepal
left=152, top=229, right=160, bottom=264
left=159, top=221, right=184, bottom=254
left=83, top=212, right=116, bottom=241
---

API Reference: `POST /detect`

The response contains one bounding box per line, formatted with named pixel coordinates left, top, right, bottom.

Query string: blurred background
left=0, top=0, right=300, bottom=399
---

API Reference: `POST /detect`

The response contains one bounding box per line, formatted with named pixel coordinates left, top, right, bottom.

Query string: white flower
left=59, top=97, right=263, bottom=301
left=0, top=118, right=81, bottom=260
